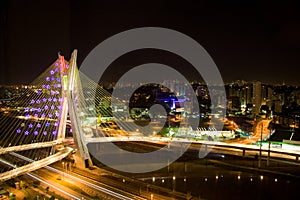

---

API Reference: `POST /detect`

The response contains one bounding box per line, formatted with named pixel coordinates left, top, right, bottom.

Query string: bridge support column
left=242, top=149, right=245, bottom=157
left=66, top=50, right=93, bottom=169
left=72, top=147, right=91, bottom=169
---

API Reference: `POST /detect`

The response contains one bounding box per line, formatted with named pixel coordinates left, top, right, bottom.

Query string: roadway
left=241, top=119, right=272, bottom=144
left=7, top=152, right=147, bottom=200
left=0, top=147, right=72, bottom=182
left=0, top=153, right=83, bottom=199
left=52, top=163, right=188, bottom=200
left=2, top=133, right=299, bottom=199
left=0, top=138, right=65, bottom=155
left=45, top=166, right=147, bottom=200
left=84, top=133, right=300, bottom=171
left=84, top=135, right=300, bottom=154
left=31, top=168, right=127, bottom=200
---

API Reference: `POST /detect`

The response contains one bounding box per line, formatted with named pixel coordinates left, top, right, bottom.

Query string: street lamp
left=258, top=124, right=263, bottom=168
left=172, top=175, right=176, bottom=192
left=267, top=127, right=272, bottom=167
left=62, top=161, right=65, bottom=180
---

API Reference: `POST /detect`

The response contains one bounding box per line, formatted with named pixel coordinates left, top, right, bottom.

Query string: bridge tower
left=56, top=54, right=68, bottom=141
left=60, top=50, right=93, bottom=168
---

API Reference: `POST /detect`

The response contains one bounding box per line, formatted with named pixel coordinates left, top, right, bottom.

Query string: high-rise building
left=253, top=81, right=262, bottom=115
left=274, top=100, right=282, bottom=113
left=227, top=96, right=240, bottom=111
left=240, top=85, right=252, bottom=106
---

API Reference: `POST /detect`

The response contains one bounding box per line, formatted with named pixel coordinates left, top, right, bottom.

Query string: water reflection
left=141, top=168, right=300, bottom=200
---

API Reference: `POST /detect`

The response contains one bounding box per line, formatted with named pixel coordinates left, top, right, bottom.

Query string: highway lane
left=0, top=155, right=82, bottom=199
left=52, top=164, right=186, bottom=200
left=0, top=139, right=65, bottom=155
left=4, top=139, right=299, bottom=199
left=56, top=163, right=186, bottom=199
left=111, top=141, right=300, bottom=169
left=50, top=166, right=148, bottom=200
left=86, top=135, right=300, bottom=160
left=244, top=119, right=272, bottom=144
left=10, top=152, right=136, bottom=200
left=26, top=172, right=85, bottom=200
left=0, top=147, right=72, bottom=182
left=32, top=168, right=113, bottom=200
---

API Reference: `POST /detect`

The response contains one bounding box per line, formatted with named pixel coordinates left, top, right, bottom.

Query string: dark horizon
left=1, top=0, right=300, bottom=85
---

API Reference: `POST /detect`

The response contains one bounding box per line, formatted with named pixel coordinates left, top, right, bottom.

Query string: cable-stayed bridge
left=0, top=49, right=164, bottom=181
left=1, top=50, right=300, bottom=183
left=0, top=51, right=81, bottom=181
left=0, top=49, right=230, bottom=181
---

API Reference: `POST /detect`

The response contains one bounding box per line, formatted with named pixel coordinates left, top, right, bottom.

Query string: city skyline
left=1, top=0, right=300, bottom=85
left=0, top=45, right=300, bottom=200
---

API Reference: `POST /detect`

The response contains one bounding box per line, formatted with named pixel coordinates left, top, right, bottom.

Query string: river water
left=140, top=162, right=300, bottom=200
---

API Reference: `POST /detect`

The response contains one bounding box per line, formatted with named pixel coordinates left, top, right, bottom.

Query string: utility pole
left=267, top=136, right=271, bottom=166
left=258, top=123, right=263, bottom=168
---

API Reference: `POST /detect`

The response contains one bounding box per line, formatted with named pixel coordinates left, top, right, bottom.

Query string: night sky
left=0, top=0, right=300, bottom=85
